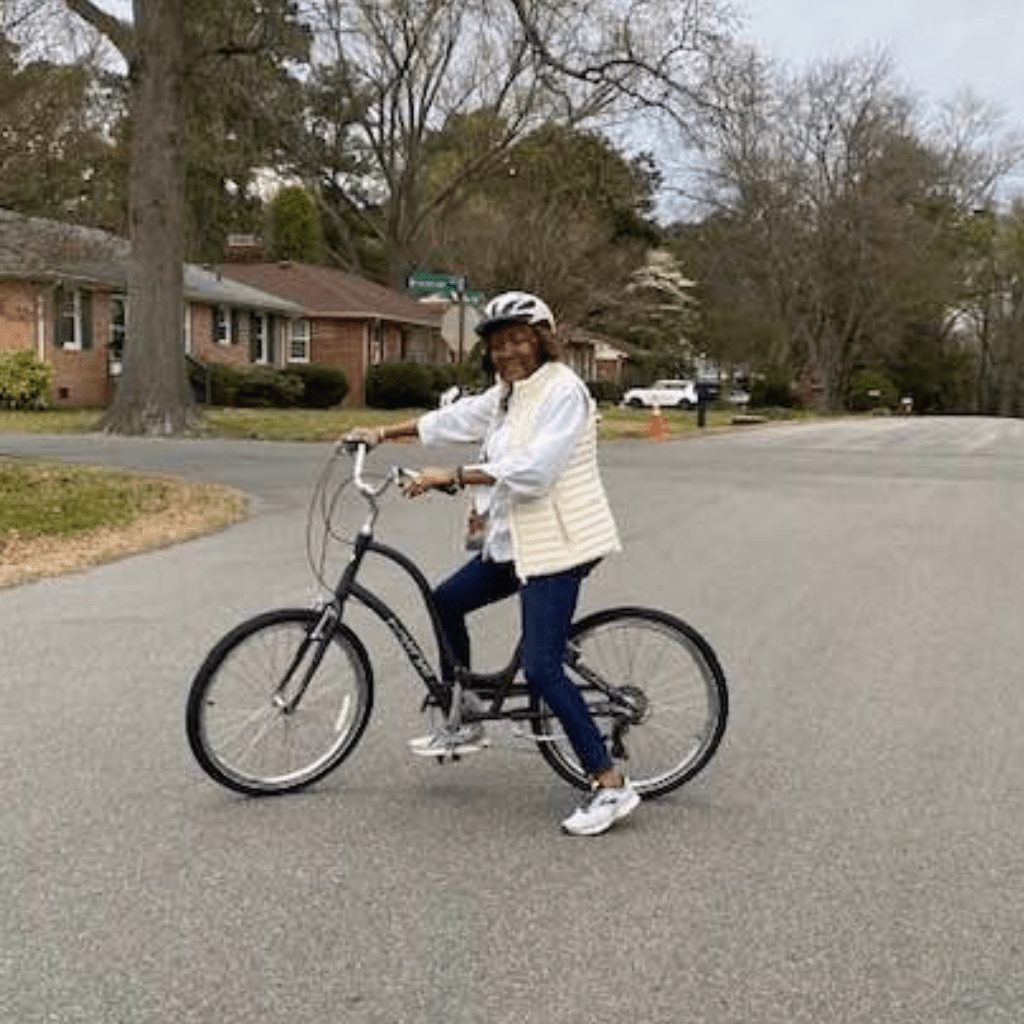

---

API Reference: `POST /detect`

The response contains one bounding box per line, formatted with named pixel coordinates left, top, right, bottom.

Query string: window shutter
left=249, top=312, right=260, bottom=362
left=55, top=287, right=74, bottom=348
left=80, top=291, right=93, bottom=350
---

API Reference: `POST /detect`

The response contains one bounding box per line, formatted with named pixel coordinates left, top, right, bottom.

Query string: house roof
left=0, top=208, right=301, bottom=314
left=184, top=265, right=301, bottom=314
left=216, top=261, right=442, bottom=329
left=0, top=208, right=128, bottom=286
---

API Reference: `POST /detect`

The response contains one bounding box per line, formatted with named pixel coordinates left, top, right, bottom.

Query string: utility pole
left=455, top=275, right=466, bottom=363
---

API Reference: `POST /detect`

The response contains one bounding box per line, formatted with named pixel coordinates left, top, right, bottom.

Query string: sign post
left=407, top=271, right=471, bottom=361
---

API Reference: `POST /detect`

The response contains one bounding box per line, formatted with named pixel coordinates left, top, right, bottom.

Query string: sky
left=739, top=0, right=1024, bottom=128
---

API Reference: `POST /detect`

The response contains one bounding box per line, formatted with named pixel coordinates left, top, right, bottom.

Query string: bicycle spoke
left=534, top=608, right=727, bottom=797
left=186, top=610, right=373, bottom=795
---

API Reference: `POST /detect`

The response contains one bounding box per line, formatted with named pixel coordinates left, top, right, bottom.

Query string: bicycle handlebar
left=339, top=440, right=459, bottom=501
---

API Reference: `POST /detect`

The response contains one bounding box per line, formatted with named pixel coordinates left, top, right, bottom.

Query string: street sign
left=407, top=271, right=466, bottom=295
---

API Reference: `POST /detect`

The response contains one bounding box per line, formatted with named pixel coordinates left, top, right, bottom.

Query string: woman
left=347, top=291, right=637, bottom=836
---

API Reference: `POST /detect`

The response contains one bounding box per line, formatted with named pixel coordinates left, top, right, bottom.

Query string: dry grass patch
left=0, top=460, right=247, bottom=588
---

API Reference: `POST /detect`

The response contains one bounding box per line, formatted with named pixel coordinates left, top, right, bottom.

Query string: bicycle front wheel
left=534, top=607, right=728, bottom=798
left=186, top=608, right=373, bottom=796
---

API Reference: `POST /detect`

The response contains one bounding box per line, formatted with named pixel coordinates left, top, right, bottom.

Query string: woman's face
left=488, top=323, right=541, bottom=383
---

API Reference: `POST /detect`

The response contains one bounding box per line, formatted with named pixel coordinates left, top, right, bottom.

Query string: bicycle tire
left=532, top=606, right=728, bottom=798
left=185, top=608, right=374, bottom=796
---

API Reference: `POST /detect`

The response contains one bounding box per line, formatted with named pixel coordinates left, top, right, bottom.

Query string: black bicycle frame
left=330, top=529, right=524, bottom=715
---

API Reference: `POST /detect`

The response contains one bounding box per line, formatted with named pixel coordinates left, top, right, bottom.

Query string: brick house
left=216, top=255, right=446, bottom=406
left=0, top=209, right=301, bottom=407
left=558, top=325, right=625, bottom=384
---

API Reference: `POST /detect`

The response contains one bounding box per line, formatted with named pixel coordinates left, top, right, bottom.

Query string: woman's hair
left=481, top=323, right=562, bottom=411
left=481, top=323, right=562, bottom=376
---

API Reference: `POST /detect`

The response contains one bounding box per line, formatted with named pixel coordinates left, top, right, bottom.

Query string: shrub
left=283, top=363, right=348, bottom=408
left=365, top=361, right=437, bottom=409
left=233, top=365, right=304, bottom=407
left=189, top=361, right=304, bottom=407
left=750, top=374, right=799, bottom=409
left=0, top=350, right=52, bottom=409
left=587, top=380, right=625, bottom=405
left=848, top=368, right=898, bottom=412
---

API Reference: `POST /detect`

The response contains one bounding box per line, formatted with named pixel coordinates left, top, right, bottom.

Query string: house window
left=55, top=286, right=93, bottom=351
left=288, top=319, right=310, bottom=363
left=109, top=295, right=126, bottom=375
left=370, top=320, right=384, bottom=364
left=250, top=312, right=274, bottom=364
left=214, top=305, right=238, bottom=346
left=405, top=330, right=429, bottom=363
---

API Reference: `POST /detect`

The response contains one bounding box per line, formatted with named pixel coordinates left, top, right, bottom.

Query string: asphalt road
left=2, top=416, right=1024, bottom=1024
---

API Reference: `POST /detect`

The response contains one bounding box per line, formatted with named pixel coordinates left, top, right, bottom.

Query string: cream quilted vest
left=505, top=362, right=622, bottom=579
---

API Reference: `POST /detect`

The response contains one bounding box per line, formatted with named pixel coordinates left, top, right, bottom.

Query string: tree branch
left=62, top=0, right=134, bottom=61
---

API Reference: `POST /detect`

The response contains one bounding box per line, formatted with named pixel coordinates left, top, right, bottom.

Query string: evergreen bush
left=750, top=374, right=799, bottom=409
left=848, top=368, right=898, bottom=412
left=0, top=350, right=53, bottom=409
left=365, top=362, right=437, bottom=409
left=233, top=366, right=305, bottom=407
left=587, top=380, right=625, bottom=405
left=189, top=361, right=305, bottom=407
left=284, top=364, right=349, bottom=408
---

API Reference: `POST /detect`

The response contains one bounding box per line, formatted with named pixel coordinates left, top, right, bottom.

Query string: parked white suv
left=622, top=379, right=699, bottom=410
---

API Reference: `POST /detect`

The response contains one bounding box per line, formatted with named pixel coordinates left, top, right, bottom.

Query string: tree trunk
left=102, top=0, right=195, bottom=435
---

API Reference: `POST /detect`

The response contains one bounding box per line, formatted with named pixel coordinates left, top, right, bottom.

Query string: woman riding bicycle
left=346, top=291, right=638, bottom=836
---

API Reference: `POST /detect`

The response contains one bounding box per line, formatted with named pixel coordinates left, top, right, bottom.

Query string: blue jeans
left=432, top=555, right=612, bottom=776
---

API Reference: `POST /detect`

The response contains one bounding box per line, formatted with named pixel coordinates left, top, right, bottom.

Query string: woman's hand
left=401, top=466, right=457, bottom=498
left=341, top=426, right=381, bottom=449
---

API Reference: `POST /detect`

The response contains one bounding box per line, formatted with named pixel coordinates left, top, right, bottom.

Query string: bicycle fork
left=272, top=603, right=339, bottom=713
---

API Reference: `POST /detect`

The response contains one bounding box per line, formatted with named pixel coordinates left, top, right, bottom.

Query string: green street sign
left=407, top=271, right=466, bottom=295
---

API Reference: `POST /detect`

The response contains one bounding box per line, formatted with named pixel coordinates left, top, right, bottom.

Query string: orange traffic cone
left=645, top=404, right=671, bottom=441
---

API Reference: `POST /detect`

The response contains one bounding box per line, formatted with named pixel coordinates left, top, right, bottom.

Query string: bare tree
left=686, top=50, right=1024, bottom=410
left=295, top=0, right=737, bottom=287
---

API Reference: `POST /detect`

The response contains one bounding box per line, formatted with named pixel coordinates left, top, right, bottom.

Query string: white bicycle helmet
left=475, top=291, right=555, bottom=338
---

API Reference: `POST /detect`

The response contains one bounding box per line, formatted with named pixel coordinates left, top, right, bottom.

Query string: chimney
left=224, top=234, right=265, bottom=264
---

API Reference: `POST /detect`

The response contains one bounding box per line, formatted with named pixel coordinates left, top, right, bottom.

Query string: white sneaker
left=561, top=780, right=640, bottom=836
left=408, top=722, right=489, bottom=757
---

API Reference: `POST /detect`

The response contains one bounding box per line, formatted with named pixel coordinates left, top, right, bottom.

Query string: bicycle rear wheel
left=186, top=608, right=373, bottom=796
left=533, top=606, right=728, bottom=798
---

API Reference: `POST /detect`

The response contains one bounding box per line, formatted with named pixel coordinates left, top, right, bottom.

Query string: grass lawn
left=0, top=458, right=246, bottom=587
left=0, top=460, right=173, bottom=538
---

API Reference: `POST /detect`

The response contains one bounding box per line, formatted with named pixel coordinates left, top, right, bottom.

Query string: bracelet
left=455, top=465, right=466, bottom=489
left=377, top=427, right=387, bottom=444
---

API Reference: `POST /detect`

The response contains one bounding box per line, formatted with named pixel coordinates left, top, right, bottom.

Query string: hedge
left=188, top=361, right=348, bottom=408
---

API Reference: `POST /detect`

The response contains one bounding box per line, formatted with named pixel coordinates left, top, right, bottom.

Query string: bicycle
left=185, top=441, right=729, bottom=799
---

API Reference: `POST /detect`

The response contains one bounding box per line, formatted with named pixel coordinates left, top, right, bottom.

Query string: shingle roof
left=216, top=261, right=442, bottom=328
left=184, top=265, right=301, bottom=314
left=0, top=208, right=300, bottom=313
left=0, top=208, right=128, bottom=285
